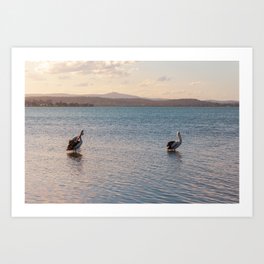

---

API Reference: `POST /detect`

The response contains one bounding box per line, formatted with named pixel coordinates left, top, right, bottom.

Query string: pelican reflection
left=67, top=152, right=83, bottom=162
left=167, top=150, right=182, bottom=162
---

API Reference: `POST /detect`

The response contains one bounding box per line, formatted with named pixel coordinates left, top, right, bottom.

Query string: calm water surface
left=25, top=107, right=239, bottom=203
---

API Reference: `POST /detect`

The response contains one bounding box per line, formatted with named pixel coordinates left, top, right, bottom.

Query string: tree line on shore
left=25, top=99, right=94, bottom=107
left=25, top=96, right=239, bottom=107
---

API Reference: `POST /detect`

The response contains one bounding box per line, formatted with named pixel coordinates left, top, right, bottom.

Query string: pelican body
left=67, top=130, right=84, bottom=152
left=167, top=131, right=182, bottom=151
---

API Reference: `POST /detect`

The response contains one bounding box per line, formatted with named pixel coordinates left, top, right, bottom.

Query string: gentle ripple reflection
left=25, top=107, right=239, bottom=203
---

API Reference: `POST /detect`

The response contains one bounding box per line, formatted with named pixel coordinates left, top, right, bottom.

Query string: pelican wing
left=67, top=136, right=80, bottom=150
left=172, top=141, right=181, bottom=149
left=167, top=140, right=182, bottom=149
left=167, top=141, right=175, bottom=148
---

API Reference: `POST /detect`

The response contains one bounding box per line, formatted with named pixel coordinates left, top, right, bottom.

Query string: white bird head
left=177, top=131, right=182, bottom=141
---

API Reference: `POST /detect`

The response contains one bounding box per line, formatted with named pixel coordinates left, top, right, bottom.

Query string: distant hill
left=25, top=95, right=239, bottom=107
left=88, top=92, right=140, bottom=99
left=206, top=100, right=239, bottom=104
left=26, top=92, right=140, bottom=99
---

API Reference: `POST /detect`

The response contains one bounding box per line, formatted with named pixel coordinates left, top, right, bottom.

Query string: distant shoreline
left=25, top=105, right=239, bottom=108
left=25, top=96, right=239, bottom=107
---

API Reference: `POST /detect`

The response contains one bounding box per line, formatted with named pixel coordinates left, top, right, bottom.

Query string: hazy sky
left=25, top=61, right=239, bottom=100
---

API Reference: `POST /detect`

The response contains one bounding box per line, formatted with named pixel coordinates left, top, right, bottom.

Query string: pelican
left=67, top=130, right=84, bottom=152
left=167, top=131, right=182, bottom=151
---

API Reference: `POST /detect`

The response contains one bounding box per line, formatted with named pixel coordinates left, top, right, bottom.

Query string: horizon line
left=25, top=92, right=239, bottom=102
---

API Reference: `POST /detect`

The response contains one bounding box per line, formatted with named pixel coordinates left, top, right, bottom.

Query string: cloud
left=75, top=83, right=88, bottom=87
left=58, top=75, right=71, bottom=80
left=26, top=72, right=46, bottom=81
left=189, top=81, right=201, bottom=86
left=25, top=61, right=49, bottom=81
left=139, top=77, right=171, bottom=88
left=49, top=61, right=94, bottom=74
left=121, top=79, right=130, bottom=84
left=139, top=79, right=153, bottom=87
left=157, top=76, right=171, bottom=82
left=26, top=61, right=138, bottom=82
left=75, top=82, right=93, bottom=87
left=48, top=61, right=136, bottom=77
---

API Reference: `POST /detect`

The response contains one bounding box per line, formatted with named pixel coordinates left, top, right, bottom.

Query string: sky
left=25, top=61, right=239, bottom=100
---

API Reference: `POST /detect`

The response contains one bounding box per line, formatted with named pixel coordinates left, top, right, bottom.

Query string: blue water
left=25, top=107, right=239, bottom=203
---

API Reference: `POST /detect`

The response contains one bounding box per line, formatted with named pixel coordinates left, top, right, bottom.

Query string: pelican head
left=80, top=130, right=84, bottom=136
left=177, top=131, right=182, bottom=142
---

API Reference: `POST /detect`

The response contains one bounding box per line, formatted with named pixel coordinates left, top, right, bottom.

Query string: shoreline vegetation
left=25, top=96, right=239, bottom=107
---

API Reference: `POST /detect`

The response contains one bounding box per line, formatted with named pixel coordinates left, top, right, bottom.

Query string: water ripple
left=25, top=107, right=239, bottom=203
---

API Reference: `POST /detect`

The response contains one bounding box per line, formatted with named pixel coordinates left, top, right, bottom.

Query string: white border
left=12, top=48, right=252, bottom=217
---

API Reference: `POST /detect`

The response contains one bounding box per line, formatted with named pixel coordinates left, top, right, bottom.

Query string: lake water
left=25, top=107, right=239, bottom=203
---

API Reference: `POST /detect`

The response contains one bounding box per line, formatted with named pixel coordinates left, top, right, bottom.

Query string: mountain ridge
left=25, top=94, right=239, bottom=107
left=25, top=92, right=238, bottom=103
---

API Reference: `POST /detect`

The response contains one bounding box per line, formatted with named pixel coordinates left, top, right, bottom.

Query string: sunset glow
left=26, top=61, right=239, bottom=100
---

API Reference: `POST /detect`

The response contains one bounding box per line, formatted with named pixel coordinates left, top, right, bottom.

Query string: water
left=25, top=107, right=239, bottom=203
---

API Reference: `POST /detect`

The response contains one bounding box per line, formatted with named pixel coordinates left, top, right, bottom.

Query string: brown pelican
left=67, top=130, right=84, bottom=152
left=167, top=131, right=182, bottom=151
